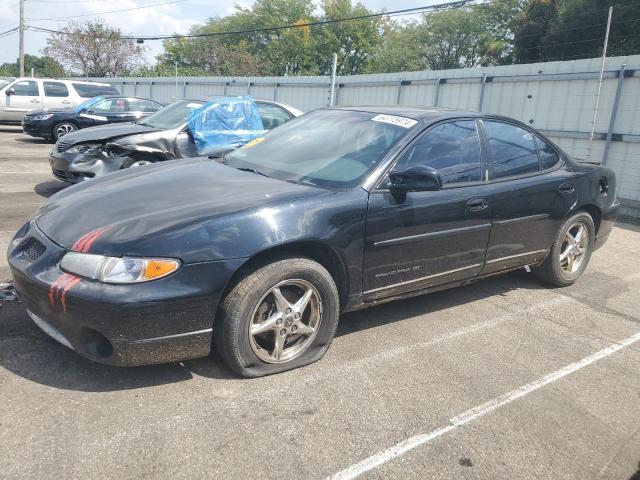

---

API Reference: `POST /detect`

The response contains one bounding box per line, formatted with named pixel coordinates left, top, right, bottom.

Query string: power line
left=25, top=0, right=476, bottom=40
left=26, top=0, right=188, bottom=21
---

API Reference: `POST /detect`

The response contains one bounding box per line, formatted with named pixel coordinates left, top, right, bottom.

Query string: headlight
left=32, top=113, right=54, bottom=121
left=60, top=252, right=180, bottom=284
left=65, top=143, right=103, bottom=155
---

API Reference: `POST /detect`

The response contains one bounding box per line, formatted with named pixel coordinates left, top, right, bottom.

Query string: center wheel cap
left=284, top=316, right=294, bottom=327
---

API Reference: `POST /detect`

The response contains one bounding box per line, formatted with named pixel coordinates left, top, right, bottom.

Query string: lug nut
left=285, top=308, right=292, bottom=314
left=294, top=313, right=300, bottom=319
left=280, top=329, right=286, bottom=336
left=291, top=325, right=297, bottom=332
left=276, top=318, right=283, bottom=325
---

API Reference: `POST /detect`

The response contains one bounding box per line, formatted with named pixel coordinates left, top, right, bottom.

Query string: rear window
left=72, top=83, right=119, bottom=98
left=44, top=81, right=69, bottom=97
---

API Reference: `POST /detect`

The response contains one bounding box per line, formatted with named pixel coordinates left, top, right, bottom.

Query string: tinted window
left=128, top=98, right=161, bottom=113
left=536, top=136, right=559, bottom=170
left=395, top=120, right=482, bottom=186
left=72, top=83, right=119, bottom=98
left=12, top=80, right=39, bottom=96
left=43, top=81, right=68, bottom=97
left=256, top=103, right=292, bottom=129
left=91, top=98, right=126, bottom=113
left=485, top=121, right=540, bottom=178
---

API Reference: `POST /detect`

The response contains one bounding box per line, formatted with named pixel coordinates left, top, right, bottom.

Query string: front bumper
left=22, top=118, right=52, bottom=139
left=49, top=148, right=129, bottom=183
left=8, top=220, right=245, bottom=366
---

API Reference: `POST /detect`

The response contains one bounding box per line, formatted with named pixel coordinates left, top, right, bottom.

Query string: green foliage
left=0, top=54, right=65, bottom=77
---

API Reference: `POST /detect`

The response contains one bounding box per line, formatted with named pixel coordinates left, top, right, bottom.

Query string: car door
left=4, top=79, right=42, bottom=121
left=81, top=98, right=128, bottom=126
left=42, top=81, right=72, bottom=110
left=363, top=119, right=492, bottom=301
left=480, top=119, right=577, bottom=274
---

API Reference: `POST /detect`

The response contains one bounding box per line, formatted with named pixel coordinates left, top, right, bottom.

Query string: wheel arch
left=573, top=203, right=602, bottom=235
left=220, top=240, right=350, bottom=310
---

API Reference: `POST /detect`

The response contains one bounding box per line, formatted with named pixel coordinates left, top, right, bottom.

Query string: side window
left=256, top=103, right=292, bottom=130
left=128, top=99, right=161, bottom=112
left=484, top=121, right=540, bottom=179
left=43, top=81, right=69, bottom=97
left=394, top=120, right=483, bottom=186
left=72, top=83, right=119, bottom=98
left=12, top=80, right=39, bottom=96
left=535, top=136, right=560, bottom=170
left=91, top=99, right=126, bottom=113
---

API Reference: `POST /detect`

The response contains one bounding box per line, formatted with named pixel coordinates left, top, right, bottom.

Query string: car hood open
left=35, top=157, right=324, bottom=257
left=57, top=123, right=161, bottom=145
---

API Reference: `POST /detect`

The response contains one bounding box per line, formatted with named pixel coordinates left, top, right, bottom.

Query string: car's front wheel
left=534, top=211, right=595, bottom=287
left=52, top=122, right=77, bottom=141
left=215, top=257, right=340, bottom=378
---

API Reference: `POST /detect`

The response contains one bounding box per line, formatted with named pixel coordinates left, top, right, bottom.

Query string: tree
left=43, top=21, right=147, bottom=77
left=0, top=54, right=65, bottom=77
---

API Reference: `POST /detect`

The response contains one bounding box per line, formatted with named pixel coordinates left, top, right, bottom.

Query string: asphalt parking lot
left=1, top=126, right=640, bottom=479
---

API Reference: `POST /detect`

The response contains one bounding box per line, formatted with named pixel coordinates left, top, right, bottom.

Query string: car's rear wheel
left=534, top=212, right=595, bottom=287
left=215, top=257, right=339, bottom=378
left=53, top=122, right=77, bottom=141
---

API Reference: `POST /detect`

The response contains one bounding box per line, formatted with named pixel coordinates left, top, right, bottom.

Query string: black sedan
left=49, top=97, right=301, bottom=183
left=22, top=95, right=163, bottom=141
left=8, top=107, right=619, bottom=377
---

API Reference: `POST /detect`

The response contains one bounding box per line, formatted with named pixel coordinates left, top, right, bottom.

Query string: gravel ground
left=1, top=126, right=639, bottom=480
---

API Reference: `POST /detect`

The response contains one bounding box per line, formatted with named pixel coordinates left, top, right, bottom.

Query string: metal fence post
left=133, top=81, right=137, bottom=96
left=223, top=82, right=228, bottom=96
left=396, top=78, right=403, bottom=105
left=433, top=78, right=441, bottom=106
left=602, top=64, right=626, bottom=165
left=479, top=73, right=487, bottom=112
left=183, top=81, right=187, bottom=99
left=149, top=81, right=153, bottom=100
left=247, top=80, right=251, bottom=95
left=273, top=82, right=278, bottom=101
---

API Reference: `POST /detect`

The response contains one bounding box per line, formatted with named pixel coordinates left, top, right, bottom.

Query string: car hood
left=58, top=123, right=161, bottom=145
left=35, top=157, right=327, bottom=260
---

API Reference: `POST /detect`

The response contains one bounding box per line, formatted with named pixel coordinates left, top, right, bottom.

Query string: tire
left=534, top=212, right=595, bottom=287
left=52, top=122, right=77, bottom=141
left=215, top=257, right=340, bottom=378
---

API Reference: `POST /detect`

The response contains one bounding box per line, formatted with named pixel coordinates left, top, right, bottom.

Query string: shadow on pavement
left=0, top=267, right=630, bottom=392
left=34, top=180, right=68, bottom=198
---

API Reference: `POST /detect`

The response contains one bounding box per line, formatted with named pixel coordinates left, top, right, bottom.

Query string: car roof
left=329, top=105, right=482, bottom=120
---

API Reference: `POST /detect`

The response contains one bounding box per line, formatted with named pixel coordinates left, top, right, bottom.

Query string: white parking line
left=327, top=330, right=640, bottom=480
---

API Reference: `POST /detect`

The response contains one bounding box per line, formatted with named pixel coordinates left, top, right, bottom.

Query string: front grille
left=56, top=140, right=72, bottom=152
left=52, top=168, right=70, bottom=181
left=17, top=238, right=46, bottom=263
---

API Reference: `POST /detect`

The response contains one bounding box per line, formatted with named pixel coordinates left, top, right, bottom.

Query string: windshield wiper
left=235, top=167, right=269, bottom=178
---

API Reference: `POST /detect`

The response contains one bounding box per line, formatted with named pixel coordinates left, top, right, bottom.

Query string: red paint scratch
left=60, top=276, right=82, bottom=312
left=71, top=226, right=111, bottom=253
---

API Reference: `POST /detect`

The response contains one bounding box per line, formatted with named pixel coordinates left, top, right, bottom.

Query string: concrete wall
left=89, top=55, right=640, bottom=215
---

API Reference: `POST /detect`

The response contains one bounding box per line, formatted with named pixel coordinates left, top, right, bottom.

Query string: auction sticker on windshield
left=371, top=114, right=418, bottom=129
left=243, top=137, right=265, bottom=149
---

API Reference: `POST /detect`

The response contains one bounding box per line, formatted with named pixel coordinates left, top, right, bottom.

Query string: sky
left=0, top=0, right=428, bottom=68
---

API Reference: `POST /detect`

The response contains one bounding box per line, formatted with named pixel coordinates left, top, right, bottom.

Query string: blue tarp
left=187, top=96, right=265, bottom=154
left=72, top=96, right=105, bottom=113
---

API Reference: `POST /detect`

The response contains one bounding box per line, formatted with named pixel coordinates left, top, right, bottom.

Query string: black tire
left=52, top=122, right=77, bottom=141
left=534, top=212, right=595, bottom=287
left=215, top=257, right=340, bottom=378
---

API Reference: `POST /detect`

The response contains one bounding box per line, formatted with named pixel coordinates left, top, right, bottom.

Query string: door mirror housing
left=5, top=87, right=15, bottom=96
left=388, top=165, right=443, bottom=192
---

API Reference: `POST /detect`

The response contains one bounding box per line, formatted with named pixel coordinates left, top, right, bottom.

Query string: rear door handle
left=467, top=198, right=488, bottom=211
left=559, top=182, right=574, bottom=194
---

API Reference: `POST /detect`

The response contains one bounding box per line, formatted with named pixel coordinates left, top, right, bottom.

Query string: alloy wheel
left=559, top=222, right=588, bottom=274
left=248, top=279, right=322, bottom=364
left=55, top=123, right=76, bottom=138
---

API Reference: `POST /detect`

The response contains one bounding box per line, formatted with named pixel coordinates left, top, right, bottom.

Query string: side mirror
left=86, top=109, right=94, bottom=114
left=388, top=165, right=443, bottom=192
left=5, top=87, right=15, bottom=96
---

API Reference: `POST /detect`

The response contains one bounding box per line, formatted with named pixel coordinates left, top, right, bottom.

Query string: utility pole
left=19, top=0, right=25, bottom=77
left=588, top=6, right=613, bottom=155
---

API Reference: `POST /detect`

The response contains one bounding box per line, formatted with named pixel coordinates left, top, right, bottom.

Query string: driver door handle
left=467, top=198, right=488, bottom=211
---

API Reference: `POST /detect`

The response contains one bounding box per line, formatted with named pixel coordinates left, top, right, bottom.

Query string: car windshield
left=224, top=109, right=414, bottom=188
left=72, top=96, right=105, bottom=113
left=138, top=100, right=205, bottom=130
left=0, top=79, right=13, bottom=90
